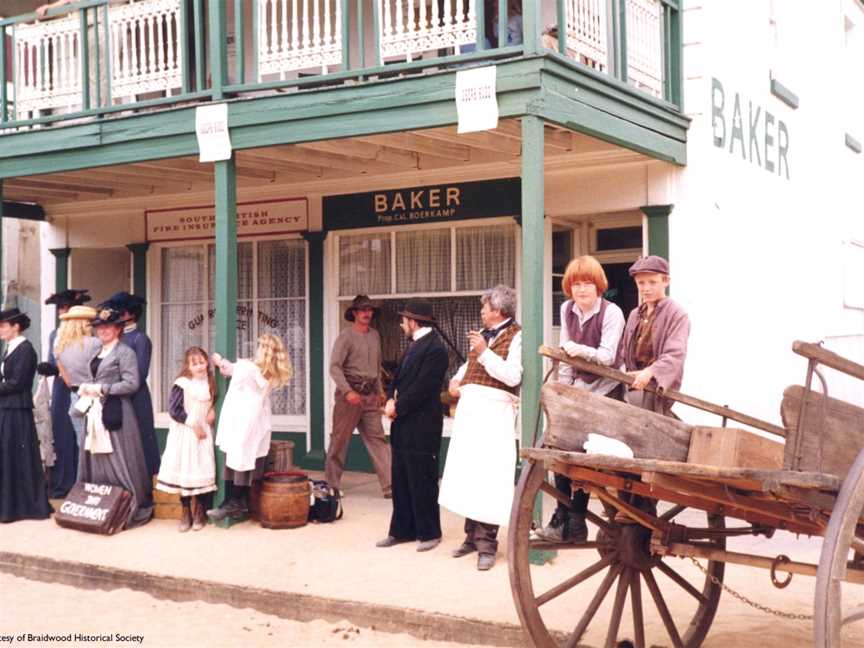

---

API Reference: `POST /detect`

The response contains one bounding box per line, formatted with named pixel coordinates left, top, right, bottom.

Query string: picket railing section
left=257, top=0, right=344, bottom=79
left=14, top=14, right=83, bottom=120
left=625, top=0, right=663, bottom=97
left=377, top=0, right=477, bottom=62
left=564, top=0, right=607, bottom=72
left=110, top=0, right=184, bottom=101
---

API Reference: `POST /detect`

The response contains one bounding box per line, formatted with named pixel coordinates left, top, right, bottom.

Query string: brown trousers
left=325, top=392, right=392, bottom=492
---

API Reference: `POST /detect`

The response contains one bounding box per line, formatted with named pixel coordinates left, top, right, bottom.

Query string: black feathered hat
left=98, top=292, right=146, bottom=320
left=91, top=307, right=126, bottom=328
left=0, top=307, right=31, bottom=331
left=45, top=288, right=91, bottom=308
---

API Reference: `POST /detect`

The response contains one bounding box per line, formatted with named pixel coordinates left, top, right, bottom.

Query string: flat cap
left=628, top=255, right=669, bottom=277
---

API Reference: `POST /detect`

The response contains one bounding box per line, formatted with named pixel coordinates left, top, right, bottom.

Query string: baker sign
left=455, top=66, right=499, bottom=133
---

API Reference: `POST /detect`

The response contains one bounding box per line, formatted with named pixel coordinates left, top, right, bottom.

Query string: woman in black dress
left=0, top=308, right=52, bottom=523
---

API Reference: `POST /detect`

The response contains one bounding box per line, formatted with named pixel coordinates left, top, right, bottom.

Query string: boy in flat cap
left=326, top=295, right=392, bottom=498
left=38, top=288, right=91, bottom=497
left=617, top=255, right=690, bottom=415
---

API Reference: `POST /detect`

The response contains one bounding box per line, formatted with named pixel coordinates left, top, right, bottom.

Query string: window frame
left=149, top=233, right=310, bottom=432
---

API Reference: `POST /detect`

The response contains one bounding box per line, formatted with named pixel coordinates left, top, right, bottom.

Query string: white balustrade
left=564, top=0, right=607, bottom=71
left=14, top=14, right=82, bottom=119
left=110, top=0, right=183, bottom=101
left=257, top=0, right=343, bottom=79
left=625, top=0, right=662, bottom=97
left=377, top=0, right=476, bottom=63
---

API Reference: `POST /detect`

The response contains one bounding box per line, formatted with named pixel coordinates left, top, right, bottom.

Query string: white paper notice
left=196, top=103, right=232, bottom=162
left=455, top=66, right=498, bottom=134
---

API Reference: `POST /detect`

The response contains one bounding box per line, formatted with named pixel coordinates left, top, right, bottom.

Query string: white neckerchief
left=413, top=326, right=432, bottom=341
left=123, top=322, right=137, bottom=334
left=98, top=339, right=120, bottom=359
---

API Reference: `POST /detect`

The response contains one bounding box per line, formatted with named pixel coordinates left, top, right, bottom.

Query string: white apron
left=438, top=383, right=519, bottom=526
left=215, top=360, right=272, bottom=472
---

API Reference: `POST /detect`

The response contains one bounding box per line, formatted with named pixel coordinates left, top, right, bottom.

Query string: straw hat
left=59, top=305, right=98, bottom=321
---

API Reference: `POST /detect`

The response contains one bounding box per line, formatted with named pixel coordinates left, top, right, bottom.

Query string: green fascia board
left=0, top=56, right=688, bottom=177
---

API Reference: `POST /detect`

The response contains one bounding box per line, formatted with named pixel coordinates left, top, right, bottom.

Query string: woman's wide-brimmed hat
left=0, top=307, right=31, bottom=331
left=628, top=255, right=670, bottom=277
left=344, top=295, right=379, bottom=322
left=98, top=291, right=146, bottom=320
left=91, top=307, right=126, bottom=328
left=60, top=305, right=98, bottom=321
left=45, top=288, right=91, bottom=308
left=398, top=298, right=436, bottom=324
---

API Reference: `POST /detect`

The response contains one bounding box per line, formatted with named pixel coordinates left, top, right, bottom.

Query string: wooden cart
left=507, top=341, right=864, bottom=648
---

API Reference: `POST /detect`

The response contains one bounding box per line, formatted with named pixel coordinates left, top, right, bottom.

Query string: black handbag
left=308, top=480, right=343, bottom=523
left=101, top=395, right=123, bottom=431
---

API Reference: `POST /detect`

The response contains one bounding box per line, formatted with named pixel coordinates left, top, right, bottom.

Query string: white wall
left=657, top=0, right=864, bottom=426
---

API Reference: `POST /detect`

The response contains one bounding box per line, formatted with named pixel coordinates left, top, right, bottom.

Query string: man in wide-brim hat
left=326, top=295, right=392, bottom=498
left=38, top=287, right=92, bottom=498
left=377, top=298, right=449, bottom=553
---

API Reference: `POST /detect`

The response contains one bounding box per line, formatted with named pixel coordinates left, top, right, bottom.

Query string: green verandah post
left=520, top=115, right=552, bottom=565
left=302, top=231, right=326, bottom=471
left=49, top=248, right=72, bottom=326
left=213, top=157, right=238, bottom=523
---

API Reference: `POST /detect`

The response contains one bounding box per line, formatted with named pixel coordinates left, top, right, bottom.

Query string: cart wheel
left=814, top=447, right=864, bottom=647
left=508, top=458, right=725, bottom=648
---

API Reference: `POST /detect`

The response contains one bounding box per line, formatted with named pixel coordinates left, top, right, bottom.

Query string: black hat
left=344, top=295, right=379, bottom=322
left=91, top=307, right=126, bottom=328
left=98, top=291, right=146, bottom=320
left=0, top=308, right=31, bottom=331
left=398, top=298, right=436, bottom=324
left=45, top=288, right=91, bottom=308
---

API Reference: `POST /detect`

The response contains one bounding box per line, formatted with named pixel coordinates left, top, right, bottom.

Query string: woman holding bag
left=77, top=308, right=153, bottom=529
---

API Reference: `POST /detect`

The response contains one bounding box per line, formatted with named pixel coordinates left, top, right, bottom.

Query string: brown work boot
left=192, top=498, right=207, bottom=531
left=178, top=504, right=192, bottom=533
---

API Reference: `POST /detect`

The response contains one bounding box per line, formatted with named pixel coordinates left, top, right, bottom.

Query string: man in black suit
left=376, top=298, right=449, bottom=552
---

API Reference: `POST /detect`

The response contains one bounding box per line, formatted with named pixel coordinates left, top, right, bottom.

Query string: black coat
left=0, top=339, right=37, bottom=409
left=387, top=331, right=449, bottom=454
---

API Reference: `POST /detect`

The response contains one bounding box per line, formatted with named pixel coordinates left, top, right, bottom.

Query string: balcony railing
left=0, top=0, right=681, bottom=131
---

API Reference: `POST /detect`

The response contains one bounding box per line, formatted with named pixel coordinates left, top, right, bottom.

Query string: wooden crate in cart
left=507, top=341, right=864, bottom=648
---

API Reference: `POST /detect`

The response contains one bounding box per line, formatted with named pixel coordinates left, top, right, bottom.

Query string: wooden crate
left=152, top=477, right=182, bottom=520
left=687, top=426, right=784, bottom=470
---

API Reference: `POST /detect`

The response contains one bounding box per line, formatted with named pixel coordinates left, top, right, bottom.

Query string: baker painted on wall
left=97, top=292, right=160, bottom=477
left=37, top=288, right=92, bottom=498
left=439, top=285, right=523, bottom=571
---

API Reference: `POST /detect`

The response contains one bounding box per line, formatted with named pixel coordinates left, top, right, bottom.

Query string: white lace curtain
left=160, top=239, right=307, bottom=417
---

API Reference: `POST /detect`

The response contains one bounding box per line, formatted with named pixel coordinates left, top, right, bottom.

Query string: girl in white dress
left=156, top=347, right=217, bottom=532
left=207, top=334, right=293, bottom=522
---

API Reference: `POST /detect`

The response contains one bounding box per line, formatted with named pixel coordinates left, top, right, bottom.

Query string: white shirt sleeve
left=477, top=330, right=523, bottom=387
left=557, top=302, right=574, bottom=384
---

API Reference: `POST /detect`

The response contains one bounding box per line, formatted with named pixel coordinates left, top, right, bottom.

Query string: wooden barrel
left=258, top=471, right=310, bottom=529
left=266, top=440, right=295, bottom=473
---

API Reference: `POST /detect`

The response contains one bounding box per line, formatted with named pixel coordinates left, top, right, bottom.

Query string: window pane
left=595, top=226, right=642, bottom=251
left=207, top=301, right=257, bottom=362
left=208, top=242, right=253, bottom=300
left=339, top=233, right=391, bottom=296
left=395, top=229, right=451, bottom=293
left=258, top=299, right=307, bottom=416
left=160, top=303, right=206, bottom=410
left=552, top=277, right=566, bottom=327
left=162, top=246, right=206, bottom=303
left=552, top=229, right=572, bottom=274
left=456, top=225, right=516, bottom=291
left=258, top=239, right=306, bottom=299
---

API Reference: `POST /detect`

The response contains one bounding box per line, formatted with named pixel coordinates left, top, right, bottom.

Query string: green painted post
left=213, top=156, right=238, bottom=518
left=341, top=0, right=350, bottom=70
left=234, top=0, right=245, bottom=85
left=371, top=0, right=381, bottom=67
left=555, top=0, right=566, bottom=55
left=194, top=0, right=205, bottom=92
left=180, top=0, right=191, bottom=93
left=209, top=0, right=229, bottom=101
left=302, top=231, right=326, bottom=470
left=103, top=4, right=111, bottom=105
left=0, top=26, right=7, bottom=123
left=520, top=115, right=550, bottom=566
left=79, top=9, right=90, bottom=111
left=251, top=0, right=259, bottom=80
left=641, top=204, right=672, bottom=261
left=127, top=243, right=150, bottom=331
left=497, top=0, right=507, bottom=48
left=92, top=8, right=101, bottom=109
left=614, top=0, right=628, bottom=83
left=665, top=5, right=682, bottom=108
left=522, top=0, right=541, bottom=54
left=475, top=0, right=485, bottom=51
left=356, top=0, right=365, bottom=70
left=49, top=247, right=71, bottom=326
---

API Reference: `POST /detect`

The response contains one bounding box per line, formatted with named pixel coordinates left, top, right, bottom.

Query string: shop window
left=595, top=226, right=642, bottom=251
left=551, top=227, right=573, bottom=327
left=159, top=238, right=307, bottom=418
left=336, top=221, right=518, bottom=406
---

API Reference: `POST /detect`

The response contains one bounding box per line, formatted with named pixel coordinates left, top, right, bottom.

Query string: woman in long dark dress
left=78, top=308, right=153, bottom=529
left=37, top=288, right=91, bottom=497
left=0, top=308, right=52, bottom=523
left=98, top=292, right=159, bottom=477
